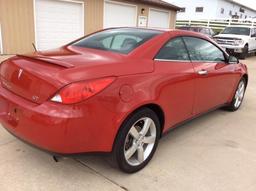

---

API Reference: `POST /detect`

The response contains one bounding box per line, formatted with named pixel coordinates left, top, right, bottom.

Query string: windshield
left=221, top=27, right=250, bottom=36
left=73, top=28, right=163, bottom=54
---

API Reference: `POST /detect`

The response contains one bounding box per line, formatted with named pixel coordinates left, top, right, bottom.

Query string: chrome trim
left=154, top=58, right=226, bottom=64
left=198, top=70, right=208, bottom=75
left=154, top=58, right=190, bottom=62
left=191, top=60, right=226, bottom=63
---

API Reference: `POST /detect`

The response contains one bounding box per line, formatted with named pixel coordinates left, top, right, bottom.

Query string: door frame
left=148, top=7, right=171, bottom=29
left=33, top=0, right=85, bottom=50
left=103, top=0, right=138, bottom=28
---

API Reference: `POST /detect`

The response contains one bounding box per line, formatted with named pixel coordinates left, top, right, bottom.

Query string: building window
left=240, top=14, right=243, bottom=18
left=195, top=7, right=204, bottom=12
left=239, top=7, right=245, bottom=13
left=245, top=15, right=247, bottom=19
left=229, top=10, right=232, bottom=16
left=180, top=7, right=186, bottom=12
left=221, top=8, right=224, bottom=14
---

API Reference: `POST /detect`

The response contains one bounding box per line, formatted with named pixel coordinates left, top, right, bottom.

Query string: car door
left=182, top=36, right=239, bottom=115
left=250, top=28, right=256, bottom=51
left=154, top=37, right=196, bottom=127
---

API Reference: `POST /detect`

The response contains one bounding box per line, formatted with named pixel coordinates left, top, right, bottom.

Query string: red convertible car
left=0, top=28, right=248, bottom=173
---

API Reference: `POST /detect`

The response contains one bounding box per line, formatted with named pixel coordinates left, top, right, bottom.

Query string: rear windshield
left=72, top=28, right=162, bottom=54
left=221, top=27, right=250, bottom=36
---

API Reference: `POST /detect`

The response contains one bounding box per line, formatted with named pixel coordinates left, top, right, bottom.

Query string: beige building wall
left=169, top=9, right=177, bottom=29
left=0, top=0, right=177, bottom=54
left=0, top=0, right=35, bottom=54
left=84, top=0, right=104, bottom=34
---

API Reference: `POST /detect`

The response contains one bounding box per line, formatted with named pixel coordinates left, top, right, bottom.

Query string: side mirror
left=228, top=56, right=239, bottom=64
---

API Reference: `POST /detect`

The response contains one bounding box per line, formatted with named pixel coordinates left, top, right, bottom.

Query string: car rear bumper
left=0, top=86, right=118, bottom=154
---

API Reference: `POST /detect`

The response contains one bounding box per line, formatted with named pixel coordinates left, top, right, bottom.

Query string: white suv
left=214, top=25, right=256, bottom=59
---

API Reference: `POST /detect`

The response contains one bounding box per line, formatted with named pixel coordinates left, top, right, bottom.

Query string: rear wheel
left=240, top=45, right=248, bottom=60
left=112, top=108, right=160, bottom=173
left=225, top=78, right=246, bottom=111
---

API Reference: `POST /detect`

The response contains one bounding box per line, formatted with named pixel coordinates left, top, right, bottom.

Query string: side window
left=101, top=35, right=142, bottom=52
left=205, top=28, right=211, bottom=35
left=102, top=36, right=113, bottom=48
left=183, top=37, right=225, bottom=62
left=111, top=35, right=142, bottom=51
left=155, top=37, right=190, bottom=61
left=251, top=28, right=256, bottom=37
left=210, top=29, right=215, bottom=36
left=200, top=28, right=210, bottom=35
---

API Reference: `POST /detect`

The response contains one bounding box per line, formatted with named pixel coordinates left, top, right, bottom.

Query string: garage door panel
left=148, top=9, right=170, bottom=29
left=104, top=1, right=137, bottom=28
left=35, top=0, right=84, bottom=50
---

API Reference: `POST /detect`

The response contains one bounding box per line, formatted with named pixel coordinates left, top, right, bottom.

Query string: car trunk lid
left=0, top=55, right=67, bottom=104
left=0, top=46, right=154, bottom=104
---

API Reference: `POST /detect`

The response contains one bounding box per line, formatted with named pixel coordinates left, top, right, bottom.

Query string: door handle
left=198, top=70, right=208, bottom=75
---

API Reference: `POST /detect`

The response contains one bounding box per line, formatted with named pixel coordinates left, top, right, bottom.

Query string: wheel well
left=133, top=104, right=165, bottom=135
left=242, top=74, right=248, bottom=86
left=111, top=103, right=165, bottom=152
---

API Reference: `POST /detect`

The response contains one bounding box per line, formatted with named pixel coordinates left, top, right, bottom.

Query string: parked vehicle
left=214, top=25, right=256, bottom=59
left=0, top=28, right=248, bottom=173
left=177, top=26, right=215, bottom=38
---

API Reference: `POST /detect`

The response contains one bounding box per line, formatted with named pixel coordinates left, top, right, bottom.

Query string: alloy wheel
left=124, top=117, right=157, bottom=166
left=234, top=80, right=245, bottom=108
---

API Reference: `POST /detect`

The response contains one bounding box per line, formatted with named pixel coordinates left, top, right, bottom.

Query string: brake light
left=51, top=77, right=115, bottom=104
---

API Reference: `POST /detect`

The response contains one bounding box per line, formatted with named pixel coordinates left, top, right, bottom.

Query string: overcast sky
left=165, top=0, right=256, bottom=10
left=234, top=0, right=256, bottom=10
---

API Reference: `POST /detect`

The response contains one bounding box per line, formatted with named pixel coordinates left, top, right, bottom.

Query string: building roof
left=127, top=0, right=181, bottom=11
left=225, top=0, right=256, bottom=13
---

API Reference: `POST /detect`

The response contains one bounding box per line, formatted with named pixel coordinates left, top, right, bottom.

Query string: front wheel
left=240, top=45, right=248, bottom=60
left=112, top=108, right=161, bottom=173
left=225, top=78, right=246, bottom=111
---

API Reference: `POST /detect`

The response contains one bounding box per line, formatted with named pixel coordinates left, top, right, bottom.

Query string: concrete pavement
left=0, top=55, right=255, bottom=191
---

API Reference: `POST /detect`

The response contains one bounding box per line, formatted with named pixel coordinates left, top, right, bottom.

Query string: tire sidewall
left=230, top=78, right=246, bottom=111
left=240, top=45, right=248, bottom=59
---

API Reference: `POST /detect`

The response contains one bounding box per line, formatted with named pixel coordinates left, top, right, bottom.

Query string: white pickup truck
left=214, top=25, right=256, bottom=59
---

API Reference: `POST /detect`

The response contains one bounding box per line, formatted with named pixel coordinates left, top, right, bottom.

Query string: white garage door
left=104, top=1, right=137, bottom=28
left=35, top=0, right=84, bottom=50
left=148, top=8, right=170, bottom=29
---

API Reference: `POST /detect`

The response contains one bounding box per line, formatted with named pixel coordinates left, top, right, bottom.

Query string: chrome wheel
left=234, top=80, right=245, bottom=108
left=124, top=117, right=157, bottom=166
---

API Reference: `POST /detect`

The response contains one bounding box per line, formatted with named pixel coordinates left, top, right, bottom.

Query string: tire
left=225, top=78, right=246, bottom=112
left=240, top=45, right=248, bottom=60
left=111, top=108, right=161, bottom=173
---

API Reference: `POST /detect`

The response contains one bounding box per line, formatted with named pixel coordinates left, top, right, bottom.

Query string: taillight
left=51, top=77, right=115, bottom=104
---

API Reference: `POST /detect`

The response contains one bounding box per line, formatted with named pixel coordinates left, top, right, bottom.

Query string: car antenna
left=32, top=43, right=37, bottom=52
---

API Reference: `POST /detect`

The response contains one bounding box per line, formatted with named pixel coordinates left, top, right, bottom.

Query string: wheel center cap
left=137, top=136, right=144, bottom=145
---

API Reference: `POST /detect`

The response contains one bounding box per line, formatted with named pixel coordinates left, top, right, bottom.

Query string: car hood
left=214, top=34, right=249, bottom=40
